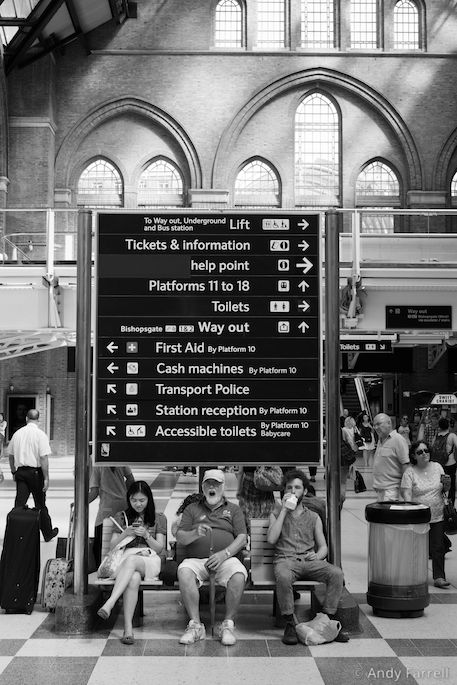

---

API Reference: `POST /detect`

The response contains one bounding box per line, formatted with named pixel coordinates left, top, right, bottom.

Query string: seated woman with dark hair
left=97, top=480, right=167, bottom=644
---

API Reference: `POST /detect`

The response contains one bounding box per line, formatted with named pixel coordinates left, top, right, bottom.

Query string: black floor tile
left=0, top=657, right=97, bottom=685
left=315, top=657, right=419, bottom=685
left=385, top=639, right=422, bottom=656
left=411, top=638, right=457, bottom=656
left=185, top=638, right=227, bottom=657
left=266, top=639, right=311, bottom=656
left=226, top=640, right=269, bottom=657
left=101, top=638, right=148, bottom=656
left=0, top=640, right=25, bottom=656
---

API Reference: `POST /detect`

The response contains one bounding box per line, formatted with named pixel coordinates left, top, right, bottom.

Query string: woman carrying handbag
left=401, top=441, right=451, bottom=589
left=97, top=481, right=167, bottom=644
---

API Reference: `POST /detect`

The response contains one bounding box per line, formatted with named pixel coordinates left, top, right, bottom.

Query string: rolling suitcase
left=0, top=505, right=41, bottom=614
left=41, top=503, right=74, bottom=611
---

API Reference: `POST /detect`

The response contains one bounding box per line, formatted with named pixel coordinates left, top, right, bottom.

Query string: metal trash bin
left=365, top=502, right=431, bottom=618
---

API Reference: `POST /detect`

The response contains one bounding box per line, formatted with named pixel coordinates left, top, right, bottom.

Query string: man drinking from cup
left=267, top=469, right=351, bottom=645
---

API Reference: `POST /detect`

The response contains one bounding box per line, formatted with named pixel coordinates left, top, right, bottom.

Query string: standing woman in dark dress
left=236, top=466, right=276, bottom=532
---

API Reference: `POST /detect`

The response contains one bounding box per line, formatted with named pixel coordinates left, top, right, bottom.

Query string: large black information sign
left=94, top=212, right=322, bottom=465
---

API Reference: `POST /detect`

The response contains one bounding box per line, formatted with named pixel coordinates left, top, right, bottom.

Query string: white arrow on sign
left=107, top=405, right=117, bottom=415
left=106, top=426, right=116, bottom=436
left=106, top=342, right=119, bottom=354
left=297, top=240, right=309, bottom=252
left=295, top=258, right=313, bottom=274
left=298, top=321, right=310, bottom=333
left=298, top=219, right=309, bottom=230
left=107, top=362, right=119, bottom=374
left=298, top=300, right=310, bottom=313
left=298, top=280, right=310, bottom=292
left=107, top=384, right=117, bottom=394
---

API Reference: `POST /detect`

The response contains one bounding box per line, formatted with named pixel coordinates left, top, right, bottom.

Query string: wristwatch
left=224, top=548, right=231, bottom=558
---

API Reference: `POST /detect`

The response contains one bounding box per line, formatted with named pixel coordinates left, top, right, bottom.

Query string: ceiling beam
left=5, top=0, right=66, bottom=74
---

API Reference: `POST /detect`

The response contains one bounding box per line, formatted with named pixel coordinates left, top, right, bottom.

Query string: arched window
left=215, top=0, right=243, bottom=48
left=234, top=159, right=280, bottom=206
left=77, top=159, right=123, bottom=207
left=301, top=0, right=334, bottom=49
left=451, top=171, right=457, bottom=205
left=356, top=160, right=401, bottom=233
left=137, top=159, right=184, bottom=207
left=256, top=0, right=285, bottom=49
left=351, top=0, right=378, bottom=49
left=394, top=0, right=419, bottom=50
left=295, top=93, right=340, bottom=206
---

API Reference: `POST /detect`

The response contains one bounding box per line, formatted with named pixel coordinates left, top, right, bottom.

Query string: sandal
left=97, top=607, right=110, bottom=621
left=121, top=635, right=135, bottom=645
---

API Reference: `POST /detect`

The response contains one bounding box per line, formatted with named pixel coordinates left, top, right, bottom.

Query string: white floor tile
left=361, top=602, right=457, bottom=639
left=0, top=657, right=13, bottom=675
left=16, top=638, right=107, bottom=657
left=88, top=656, right=325, bottom=685
left=0, top=612, right=48, bottom=639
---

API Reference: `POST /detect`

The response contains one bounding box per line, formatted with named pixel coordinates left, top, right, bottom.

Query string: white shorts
left=178, top=557, right=247, bottom=588
left=375, top=486, right=401, bottom=502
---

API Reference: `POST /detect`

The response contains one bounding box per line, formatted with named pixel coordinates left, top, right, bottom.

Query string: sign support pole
left=74, top=209, right=92, bottom=596
left=325, top=210, right=341, bottom=567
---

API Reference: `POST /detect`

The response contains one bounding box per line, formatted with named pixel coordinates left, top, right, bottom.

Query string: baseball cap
left=202, top=469, right=225, bottom=484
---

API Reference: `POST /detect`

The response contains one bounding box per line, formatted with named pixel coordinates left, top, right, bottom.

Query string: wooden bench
left=249, top=518, right=323, bottom=623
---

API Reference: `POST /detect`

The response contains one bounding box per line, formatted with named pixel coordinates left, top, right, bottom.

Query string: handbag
left=253, top=465, right=283, bottom=492
left=354, top=470, right=367, bottom=494
left=341, top=439, right=356, bottom=466
left=295, top=612, right=341, bottom=645
left=443, top=495, right=457, bottom=534
left=97, top=535, right=135, bottom=578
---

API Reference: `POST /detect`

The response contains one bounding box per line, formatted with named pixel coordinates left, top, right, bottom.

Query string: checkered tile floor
left=1, top=464, right=457, bottom=685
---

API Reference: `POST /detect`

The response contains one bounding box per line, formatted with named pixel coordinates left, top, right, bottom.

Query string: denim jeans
left=273, top=556, right=344, bottom=616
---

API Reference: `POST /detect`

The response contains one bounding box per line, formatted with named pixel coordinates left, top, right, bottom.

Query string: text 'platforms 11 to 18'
left=94, top=212, right=322, bottom=464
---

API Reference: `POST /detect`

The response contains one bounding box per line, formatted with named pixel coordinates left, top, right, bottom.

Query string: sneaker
left=219, top=619, right=237, bottom=646
left=179, top=620, right=206, bottom=644
left=434, top=578, right=450, bottom=588
left=282, top=621, right=298, bottom=645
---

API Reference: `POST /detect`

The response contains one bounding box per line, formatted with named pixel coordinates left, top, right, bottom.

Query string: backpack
left=431, top=433, right=451, bottom=467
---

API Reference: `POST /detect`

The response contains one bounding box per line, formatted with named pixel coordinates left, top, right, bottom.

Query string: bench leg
left=132, top=590, right=144, bottom=628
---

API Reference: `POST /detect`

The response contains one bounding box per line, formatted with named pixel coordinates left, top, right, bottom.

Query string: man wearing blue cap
left=176, top=468, right=247, bottom=646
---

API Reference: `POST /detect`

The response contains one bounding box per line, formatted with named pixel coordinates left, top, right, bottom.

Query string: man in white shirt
left=7, top=408, right=58, bottom=542
left=372, top=413, right=410, bottom=502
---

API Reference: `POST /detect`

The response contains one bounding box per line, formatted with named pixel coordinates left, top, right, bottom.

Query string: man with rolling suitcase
left=7, top=408, right=58, bottom=542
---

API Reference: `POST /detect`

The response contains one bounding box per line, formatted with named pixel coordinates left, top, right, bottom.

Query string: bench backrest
left=250, top=518, right=275, bottom=584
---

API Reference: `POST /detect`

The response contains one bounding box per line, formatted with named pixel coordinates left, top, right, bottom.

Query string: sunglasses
left=415, top=448, right=430, bottom=455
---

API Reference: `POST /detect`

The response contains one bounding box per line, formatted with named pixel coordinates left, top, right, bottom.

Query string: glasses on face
left=415, top=448, right=430, bottom=456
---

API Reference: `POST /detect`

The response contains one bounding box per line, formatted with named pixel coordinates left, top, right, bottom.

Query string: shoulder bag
left=443, top=494, right=457, bottom=535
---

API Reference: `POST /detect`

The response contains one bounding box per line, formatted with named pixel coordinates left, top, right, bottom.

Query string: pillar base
left=311, top=586, right=363, bottom=634
left=54, top=588, right=101, bottom=634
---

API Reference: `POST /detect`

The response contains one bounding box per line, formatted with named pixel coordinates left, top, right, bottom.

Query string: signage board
left=430, top=394, right=457, bottom=406
left=386, top=306, right=452, bottom=329
left=94, top=212, right=322, bottom=465
left=340, top=340, right=392, bottom=353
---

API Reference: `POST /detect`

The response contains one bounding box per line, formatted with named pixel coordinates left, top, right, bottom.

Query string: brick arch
left=212, top=68, right=422, bottom=190
left=55, top=97, right=202, bottom=189
left=434, top=128, right=457, bottom=190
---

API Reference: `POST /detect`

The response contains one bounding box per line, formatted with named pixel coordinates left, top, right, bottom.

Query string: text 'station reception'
left=94, top=212, right=322, bottom=464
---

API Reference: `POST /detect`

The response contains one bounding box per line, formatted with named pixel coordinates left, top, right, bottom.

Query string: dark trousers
left=444, top=463, right=457, bottom=505
left=430, top=520, right=446, bottom=580
left=14, top=466, right=54, bottom=540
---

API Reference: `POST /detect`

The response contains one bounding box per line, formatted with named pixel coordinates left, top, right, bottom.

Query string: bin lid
left=365, top=501, right=431, bottom=524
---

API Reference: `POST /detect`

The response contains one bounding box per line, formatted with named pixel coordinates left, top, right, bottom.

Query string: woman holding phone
left=97, top=480, right=167, bottom=644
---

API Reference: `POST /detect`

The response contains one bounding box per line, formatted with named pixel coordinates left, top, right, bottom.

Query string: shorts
left=178, top=557, right=248, bottom=588
left=375, top=486, right=400, bottom=502
left=121, top=548, right=161, bottom=580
